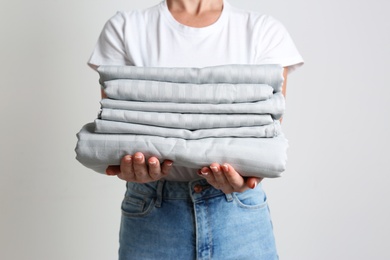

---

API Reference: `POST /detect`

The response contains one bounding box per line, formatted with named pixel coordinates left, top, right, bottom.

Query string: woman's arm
left=101, top=89, right=107, bottom=99
left=280, top=67, right=288, bottom=122
left=282, top=67, right=288, bottom=100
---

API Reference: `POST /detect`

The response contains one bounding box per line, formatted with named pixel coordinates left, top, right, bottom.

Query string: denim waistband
left=125, top=178, right=233, bottom=204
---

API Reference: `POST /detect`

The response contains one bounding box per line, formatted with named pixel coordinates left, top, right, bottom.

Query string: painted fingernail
left=165, top=160, right=173, bottom=167
left=149, top=160, right=157, bottom=166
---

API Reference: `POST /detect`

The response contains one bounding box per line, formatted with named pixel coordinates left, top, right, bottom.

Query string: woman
left=88, top=0, right=303, bottom=259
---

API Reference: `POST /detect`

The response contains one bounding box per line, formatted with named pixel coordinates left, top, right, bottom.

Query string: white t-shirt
left=88, top=0, right=303, bottom=70
left=88, top=0, right=304, bottom=181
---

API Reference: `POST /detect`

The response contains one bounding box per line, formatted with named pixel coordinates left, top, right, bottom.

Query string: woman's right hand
left=105, top=152, right=173, bottom=183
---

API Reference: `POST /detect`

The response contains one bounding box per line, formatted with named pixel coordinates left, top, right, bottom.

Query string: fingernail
left=125, top=156, right=132, bottom=163
left=252, top=182, right=257, bottom=189
left=134, top=154, right=143, bottom=162
left=200, top=169, right=208, bottom=176
left=149, top=160, right=157, bottom=166
left=222, top=164, right=229, bottom=172
left=210, top=166, right=218, bottom=173
left=166, top=160, right=173, bottom=167
left=197, top=169, right=208, bottom=177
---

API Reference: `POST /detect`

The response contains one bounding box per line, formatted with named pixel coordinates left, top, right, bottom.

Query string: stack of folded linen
left=75, top=64, right=289, bottom=178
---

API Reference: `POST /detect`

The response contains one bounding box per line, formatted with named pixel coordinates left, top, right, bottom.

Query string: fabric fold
left=103, top=80, right=273, bottom=103
left=98, top=64, right=284, bottom=92
left=94, top=119, right=281, bottom=139
left=99, top=109, right=274, bottom=129
left=100, top=92, right=285, bottom=119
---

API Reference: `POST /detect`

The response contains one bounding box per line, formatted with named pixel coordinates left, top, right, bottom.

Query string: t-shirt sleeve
left=256, top=15, right=304, bottom=73
left=87, top=12, right=132, bottom=70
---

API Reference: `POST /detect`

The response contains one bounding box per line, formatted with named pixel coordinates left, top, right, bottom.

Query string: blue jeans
left=119, top=179, right=278, bottom=260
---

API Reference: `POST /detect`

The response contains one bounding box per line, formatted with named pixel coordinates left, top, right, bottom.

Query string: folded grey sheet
left=76, top=123, right=288, bottom=178
left=94, top=119, right=281, bottom=139
left=76, top=64, right=288, bottom=179
left=98, top=64, right=284, bottom=92
left=100, top=92, right=285, bottom=119
left=99, top=109, right=274, bottom=129
left=104, top=80, right=273, bottom=103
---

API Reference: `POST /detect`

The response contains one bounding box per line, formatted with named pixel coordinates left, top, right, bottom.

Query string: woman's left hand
left=198, top=163, right=263, bottom=194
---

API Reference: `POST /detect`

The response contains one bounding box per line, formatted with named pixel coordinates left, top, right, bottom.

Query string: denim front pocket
left=121, top=191, right=156, bottom=217
left=232, top=186, right=268, bottom=209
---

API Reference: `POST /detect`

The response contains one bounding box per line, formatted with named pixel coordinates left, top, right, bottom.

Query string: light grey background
left=1, top=0, right=389, bottom=259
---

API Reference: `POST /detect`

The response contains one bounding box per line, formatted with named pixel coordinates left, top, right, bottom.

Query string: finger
left=161, top=160, right=173, bottom=176
left=246, top=177, right=264, bottom=189
left=210, top=163, right=233, bottom=191
left=221, top=163, right=246, bottom=189
left=106, top=165, right=121, bottom=176
left=118, top=155, right=135, bottom=181
left=132, top=152, right=149, bottom=182
left=210, top=163, right=226, bottom=185
left=198, top=167, right=215, bottom=183
left=147, top=157, right=162, bottom=180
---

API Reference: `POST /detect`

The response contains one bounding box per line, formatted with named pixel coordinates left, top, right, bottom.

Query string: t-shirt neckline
left=160, top=0, right=229, bottom=35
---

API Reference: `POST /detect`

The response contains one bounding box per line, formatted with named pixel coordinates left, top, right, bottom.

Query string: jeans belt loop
left=225, top=193, right=233, bottom=202
left=155, top=180, right=165, bottom=208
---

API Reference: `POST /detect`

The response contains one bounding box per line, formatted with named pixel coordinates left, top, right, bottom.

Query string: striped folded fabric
left=75, top=64, right=288, bottom=179
left=99, top=109, right=274, bottom=129
left=100, top=92, right=285, bottom=118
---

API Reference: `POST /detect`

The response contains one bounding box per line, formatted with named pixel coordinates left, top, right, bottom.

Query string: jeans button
left=194, top=184, right=203, bottom=193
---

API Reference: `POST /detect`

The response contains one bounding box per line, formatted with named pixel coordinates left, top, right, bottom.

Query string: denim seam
left=155, top=180, right=165, bottom=208
left=205, top=199, right=213, bottom=260
left=193, top=201, right=200, bottom=260
left=122, top=196, right=145, bottom=207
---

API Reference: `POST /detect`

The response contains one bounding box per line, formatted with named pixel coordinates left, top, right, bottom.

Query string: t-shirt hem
left=87, top=57, right=132, bottom=71
left=258, top=56, right=304, bottom=74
